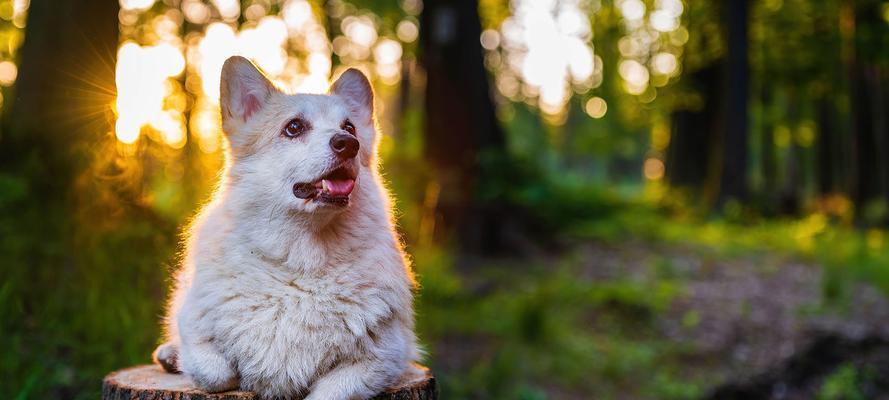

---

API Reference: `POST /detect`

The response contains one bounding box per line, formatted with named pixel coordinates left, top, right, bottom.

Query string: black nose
left=330, top=133, right=359, bottom=159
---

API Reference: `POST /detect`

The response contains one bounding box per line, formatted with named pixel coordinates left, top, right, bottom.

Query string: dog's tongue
left=323, top=179, right=355, bottom=196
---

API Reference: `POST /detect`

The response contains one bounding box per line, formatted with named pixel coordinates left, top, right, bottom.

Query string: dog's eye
left=282, top=118, right=310, bottom=138
left=341, top=120, right=356, bottom=136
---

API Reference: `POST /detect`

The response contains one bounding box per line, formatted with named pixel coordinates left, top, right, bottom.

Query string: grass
left=413, top=246, right=703, bottom=399
left=569, top=189, right=889, bottom=305
left=409, top=179, right=889, bottom=399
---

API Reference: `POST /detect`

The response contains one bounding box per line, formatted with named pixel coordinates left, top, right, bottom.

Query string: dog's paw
left=190, top=368, right=239, bottom=393
left=179, top=344, right=240, bottom=393
left=152, top=342, right=180, bottom=373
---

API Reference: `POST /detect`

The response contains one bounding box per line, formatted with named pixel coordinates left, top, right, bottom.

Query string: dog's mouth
left=292, top=164, right=357, bottom=206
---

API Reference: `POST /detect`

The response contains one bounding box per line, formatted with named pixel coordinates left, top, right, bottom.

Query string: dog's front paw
left=153, top=342, right=180, bottom=373
left=191, top=370, right=239, bottom=393
left=180, top=344, right=240, bottom=393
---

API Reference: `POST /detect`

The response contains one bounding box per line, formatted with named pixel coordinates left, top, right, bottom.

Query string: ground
left=418, top=237, right=889, bottom=400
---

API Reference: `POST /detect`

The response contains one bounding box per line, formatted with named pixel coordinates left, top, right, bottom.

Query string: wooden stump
left=102, top=365, right=437, bottom=400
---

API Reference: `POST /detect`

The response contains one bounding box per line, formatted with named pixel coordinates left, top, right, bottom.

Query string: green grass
left=408, top=179, right=889, bottom=399
left=568, top=195, right=889, bottom=305
left=413, top=246, right=704, bottom=399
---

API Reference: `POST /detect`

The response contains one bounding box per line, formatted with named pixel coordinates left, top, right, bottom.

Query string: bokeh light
left=497, top=0, right=596, bottom=117
left=584, top=96, right=607, bottom=119
left=643, top=157, right=665, bottom=180
left=0, top=60, right=17, bottom=86
left=115, top=41, right=185, bottom=144
left=120, top=0, right=155, bottom=12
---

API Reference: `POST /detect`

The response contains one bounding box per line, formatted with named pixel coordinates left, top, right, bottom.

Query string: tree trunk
left=848, top=1, right=887, bottom=220
left=759, top=89, right=778, bottom=210
left=777, top=88, right=802, bottom=215
left=815, top=98, right=837, bottom=195
left=419, top=0, right=506, bottom=253
left=666, top=64, right=721, bottom=190
left=717, top=0, right=750, bottom=205
left=102, top=365, right=437, bottom=400
left=1, top=0, right=119, bottom=194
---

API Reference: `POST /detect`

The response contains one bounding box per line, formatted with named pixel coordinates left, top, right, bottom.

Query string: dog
left=152, top=56, right=420, bottom=400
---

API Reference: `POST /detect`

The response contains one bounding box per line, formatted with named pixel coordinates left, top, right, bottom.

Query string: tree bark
left=419, top=0, right=507, bottom=253
left=815, top=98, right=837, bottom=195
left=102, top=365, right=437, bottom=400
left=666, top=64, right=721, bottom=190
left=848, top=1, right=887, bottom=219
left=717, top=0, right=750, bottom=205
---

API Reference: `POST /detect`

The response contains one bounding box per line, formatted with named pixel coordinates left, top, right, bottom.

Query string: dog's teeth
left=322, top=180, right=330, bottom=192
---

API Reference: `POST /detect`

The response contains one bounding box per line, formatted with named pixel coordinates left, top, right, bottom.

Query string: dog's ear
left=220, top=56, right=277, bottom=127
left=330, top=68, right=373, bottom=124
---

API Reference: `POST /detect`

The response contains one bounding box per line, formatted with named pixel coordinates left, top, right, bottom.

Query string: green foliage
left=571, top=196, right=889, bottom=304
left=0, top=169, right=177, bottom=398
left=412, top=244, right=704, bottom=399
left=817, top=363, right=871, bottom=400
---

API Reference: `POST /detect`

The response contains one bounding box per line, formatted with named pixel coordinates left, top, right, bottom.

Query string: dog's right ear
left=220, top=56, right=277, bottom=131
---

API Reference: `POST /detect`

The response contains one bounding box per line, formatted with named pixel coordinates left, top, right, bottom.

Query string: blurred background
left=1, top=0, right=889, bottom=398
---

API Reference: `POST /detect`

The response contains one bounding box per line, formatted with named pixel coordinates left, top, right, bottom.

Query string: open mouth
left=292, top=164, right=357, bottom=206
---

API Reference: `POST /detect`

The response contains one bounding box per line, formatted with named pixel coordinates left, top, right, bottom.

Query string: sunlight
left=182, top=0, right=211, bottom=24
left=343, top=15, right=377, bottom=49
left=619, top=59, right=649, bottom=95
left=614, top=0, right=685, bottom=99
left=396, top=19, right=419, bottom=43
left=283, top=0, right=312, bottom=30
left=651, top=52, right=678, bottom=76
left=197, top=23, right=238, bottom=101
left=480, top=29, right=500, bottom=50
left=619, top=0, right=646, bottom=22
left=584, top=96, right=607, bottom=119
left=238, top=17, right=290, bottom=76
left=190, top=98, right=222, bottom=153
left=115, top=41, right=185, bottom=144
left=120, top=0, right=155, bottom=12
left=12, top=0, right=27, bottom=27
left=210, top=0, right=240, bottom=21
left=0, top=60, right=17, bottom=86
left=374, top=38, right=402, bottom=85
left=112, top=0, right=336, bottom=149
left=643, top=158, right=665, bottom=180
left=498, top=0, right=595, bottom=117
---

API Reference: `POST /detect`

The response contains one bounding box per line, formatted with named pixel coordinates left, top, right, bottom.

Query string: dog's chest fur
left=194, top=268, right=393, bottom=388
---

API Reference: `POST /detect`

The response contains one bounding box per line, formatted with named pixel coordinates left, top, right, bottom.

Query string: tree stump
left=102, top=364, right=437, bottom=400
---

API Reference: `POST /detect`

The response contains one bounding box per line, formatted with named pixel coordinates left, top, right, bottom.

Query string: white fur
left=154, top=56, right=420, bottom=400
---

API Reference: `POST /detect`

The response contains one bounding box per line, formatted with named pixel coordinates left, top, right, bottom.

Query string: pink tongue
left=324, top=179, right=355, bottom=196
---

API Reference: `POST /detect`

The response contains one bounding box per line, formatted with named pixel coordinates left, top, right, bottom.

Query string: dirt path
left=575, top=240, right=889, bottom=397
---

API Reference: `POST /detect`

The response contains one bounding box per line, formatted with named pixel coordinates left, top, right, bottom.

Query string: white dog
left=153, top=56, right=420, bottom=400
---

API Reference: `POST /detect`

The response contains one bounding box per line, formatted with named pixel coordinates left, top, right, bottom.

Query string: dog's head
left=219, top=56, right=377, bottom=214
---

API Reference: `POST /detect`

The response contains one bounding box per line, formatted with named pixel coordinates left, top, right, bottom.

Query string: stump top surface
left=102, top=364, right=435, bottom=400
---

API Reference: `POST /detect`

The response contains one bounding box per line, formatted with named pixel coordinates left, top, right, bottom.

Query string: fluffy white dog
left=153, top=56, right=420, bottom=400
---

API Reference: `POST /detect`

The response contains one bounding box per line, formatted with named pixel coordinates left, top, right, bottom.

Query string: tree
left=419, top=0, right=507, bottom=253
left=2, top=0, right=118, bottom=197
left=847, top=0, right=889, bottom=222
left=717, top=0, right=750, bottom=205
left=666, top=63, right=721, bottom=191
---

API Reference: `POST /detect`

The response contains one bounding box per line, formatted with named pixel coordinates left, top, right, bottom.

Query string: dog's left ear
left=330, top=69, right=374, bottom=124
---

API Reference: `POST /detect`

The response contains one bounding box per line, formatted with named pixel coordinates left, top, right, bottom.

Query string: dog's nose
left=330, top=133, right=359, bottom=159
